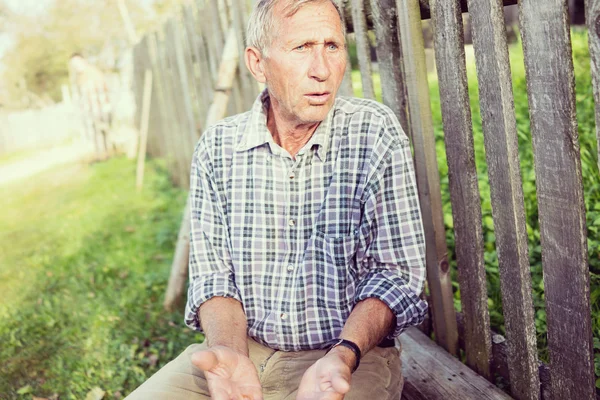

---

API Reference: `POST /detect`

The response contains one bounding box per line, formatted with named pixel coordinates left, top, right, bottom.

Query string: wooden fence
left=131, top=0, right=599, bottom=399
left=131, top=0, right=257, bottom=188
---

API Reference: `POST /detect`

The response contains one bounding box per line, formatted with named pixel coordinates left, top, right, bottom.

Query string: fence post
left=429, top=0, right=491, bottom=379
left=136, top=69, right=153, bottom=191
left=586, top=0, right=600, bottom=173
left=395, top=0, right=458, bottom=356
left=164, top=28, right=240, bottom=311
left=519, top=1, right=595, bottom=398
left=466, top=0, right=540, bottom=397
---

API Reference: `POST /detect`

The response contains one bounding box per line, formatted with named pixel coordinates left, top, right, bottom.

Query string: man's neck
left=267, top=101, right=321, bottom=158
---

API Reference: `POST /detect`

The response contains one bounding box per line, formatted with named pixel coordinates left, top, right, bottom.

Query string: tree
left=0, top=0, right=149, bottom=107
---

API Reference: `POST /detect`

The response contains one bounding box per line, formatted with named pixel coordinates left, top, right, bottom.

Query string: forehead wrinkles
left=274, top=2, right=343, bottom=45
left=274, top=1, right=342, bottom=35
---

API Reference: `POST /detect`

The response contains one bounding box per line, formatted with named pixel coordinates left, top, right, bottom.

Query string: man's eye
left=328, top=44, right=339, bottom=51
left=295, top=44, right=307, bottom=51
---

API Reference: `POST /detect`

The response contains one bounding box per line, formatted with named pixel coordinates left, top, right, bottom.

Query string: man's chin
left=301, top=104, right=333, bottom=123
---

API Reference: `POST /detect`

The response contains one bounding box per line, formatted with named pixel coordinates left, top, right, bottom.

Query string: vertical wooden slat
left=165, top=19, right=192, bottom=187
left=518, top=1, right=595, bottom=399
left=192, top=3, right=216, bottom=112
left=232, top=0, right=258, bottom=109
left=198, top=3, right=219, bottom=85
left=136, top=69, right=153, bottom=190
left=587, top=0, right=600, bottom=172
left=173, top=17, right=198, bottom=148
left=467, top=0, right=540, bottom=397
left=350, top=0, right=375, bottom=99
left=208, top=0, right=225, bottom=67
left=155, top=30, right=182, bottom=181
left=337, top=0, right=354, bottom=97
left=182, top=5, right=207, bottom=131
left=395, top=0, right=458, bottom=356
left=368, top=0, right=410, bottom=134
left=148, top=32, right=175, bottom=164
left=143, top=37, right=163, bottom=160
left=429, top=0, right=491, bottom=379
left=132, top=41, right=144, bottom=144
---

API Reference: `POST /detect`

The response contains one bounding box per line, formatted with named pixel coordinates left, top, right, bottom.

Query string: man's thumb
left=331, top=371, right=351, bottom=394
left=191, top=349, right=219, bottom=371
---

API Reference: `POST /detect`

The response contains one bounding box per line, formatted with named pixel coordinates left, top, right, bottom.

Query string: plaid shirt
left=185, top=91, right=428, bottom=351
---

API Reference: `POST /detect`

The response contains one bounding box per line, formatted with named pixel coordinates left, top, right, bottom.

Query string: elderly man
left=127, top=0, right=427, bottom=399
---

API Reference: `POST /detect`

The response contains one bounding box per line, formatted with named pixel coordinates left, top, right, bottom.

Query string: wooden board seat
left=400, top=328, right=513, bottom=400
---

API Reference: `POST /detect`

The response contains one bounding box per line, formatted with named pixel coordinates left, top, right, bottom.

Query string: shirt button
left=287, top=264, right=294, bottom=272
left=280, top=313, right=287, bottom=320
left=289, top=173, right=295, bottom=179
left=288, top=219, right=296, bottom=226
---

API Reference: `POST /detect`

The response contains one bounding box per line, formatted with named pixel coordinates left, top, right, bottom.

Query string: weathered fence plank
left=182, top=5, right=208, bottom=132
left=429, top=0, right=490, bottom=380
left=340, top=0, right=519, bottom=26
left=338, top=0, right=355, bottom=98
left=396, top=0, right=458, bottom=356
left=208, top=0, right=225, bottom=67
left=192, top=6, right=216, bottom=110
left=147, top=32, right=174, bottom=164
left=153, top=31, right=183, bottom=181
left=369, top=0, right=409, bottom=133
left=198, top=4, right=219, bottom=86
left=519, top=1, right=595, bottom=399
left=164, top=19, right=192, bottom=187
left=467, top=0, right=540, bottom=398
left=173, top=17, right=198, bottom=149
left=232, top=0, right=258, bottom=109
left=164, top=28, right=240, bottom=311
left=350, top=0, right=375, bottom=99
left=587, top=0, right=600, bottom=172
left=136, top=69, right=153, bottom=190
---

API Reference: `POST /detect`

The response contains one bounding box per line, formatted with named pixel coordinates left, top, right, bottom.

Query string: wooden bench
left=400, top=328, right=512, bottom=400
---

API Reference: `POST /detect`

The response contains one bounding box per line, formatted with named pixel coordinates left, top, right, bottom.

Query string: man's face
left=261, top=1, right=347, bottom=126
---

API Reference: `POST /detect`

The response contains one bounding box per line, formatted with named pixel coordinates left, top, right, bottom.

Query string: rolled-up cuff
left=354, top=270, right=428, bottom=338
left=184, top=274, right=242, bottom=332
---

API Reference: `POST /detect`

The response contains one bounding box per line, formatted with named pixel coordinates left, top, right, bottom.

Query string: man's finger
left=191, top=349, right=219, bottom=371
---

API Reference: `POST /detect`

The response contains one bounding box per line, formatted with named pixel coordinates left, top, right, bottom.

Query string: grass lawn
left=0, top=157, right=201, bottom=399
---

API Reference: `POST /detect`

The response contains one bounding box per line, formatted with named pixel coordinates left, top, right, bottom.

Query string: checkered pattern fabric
left=185, top=91, right=428, bottom=351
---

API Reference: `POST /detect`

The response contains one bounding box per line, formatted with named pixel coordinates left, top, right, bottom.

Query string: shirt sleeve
left=184, top=140, right=242, bottom=332
left=354, top=121, right=429, bottom=338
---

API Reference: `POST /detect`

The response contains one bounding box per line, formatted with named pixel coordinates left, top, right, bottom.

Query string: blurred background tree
left=0, top=0, right=183, bottom=109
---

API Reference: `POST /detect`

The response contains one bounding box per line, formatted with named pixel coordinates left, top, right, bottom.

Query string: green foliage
left=0, top=157, right=198, bottom=399
left=1, top=0, right=148, bottom=106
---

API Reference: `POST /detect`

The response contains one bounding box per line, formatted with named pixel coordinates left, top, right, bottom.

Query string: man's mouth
left=304, top=92, right=331, bottom=104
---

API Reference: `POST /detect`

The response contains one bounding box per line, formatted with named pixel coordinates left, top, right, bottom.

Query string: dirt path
left=0, top=141, right=95, bottom=186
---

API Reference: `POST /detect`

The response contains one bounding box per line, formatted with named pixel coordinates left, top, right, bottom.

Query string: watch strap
left=325, top=338, right=361, bottom=373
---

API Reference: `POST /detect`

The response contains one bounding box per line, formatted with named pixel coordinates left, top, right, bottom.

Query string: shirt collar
left=235, top=89, right=334, bottom=161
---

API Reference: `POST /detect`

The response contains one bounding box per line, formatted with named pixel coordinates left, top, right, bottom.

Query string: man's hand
left=296, top=348, right=353, bottom=400
left=192, top=346, right=263, bottom=400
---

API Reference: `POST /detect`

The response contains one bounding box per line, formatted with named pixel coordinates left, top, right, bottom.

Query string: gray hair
left=246, top=0, right=346, bottom=56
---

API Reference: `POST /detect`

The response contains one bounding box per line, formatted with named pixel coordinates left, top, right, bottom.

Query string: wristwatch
left=325, top=338, right=362, bottom=373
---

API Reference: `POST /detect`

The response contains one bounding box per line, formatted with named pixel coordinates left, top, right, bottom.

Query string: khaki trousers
left=126, top=338, right=403, bottom=399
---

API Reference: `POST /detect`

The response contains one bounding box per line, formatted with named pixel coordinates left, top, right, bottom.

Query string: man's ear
left=245, top=46, right=267, bottom=84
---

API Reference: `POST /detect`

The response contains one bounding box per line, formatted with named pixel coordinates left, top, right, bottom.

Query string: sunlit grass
left=0, top=157, right=201, bottom=399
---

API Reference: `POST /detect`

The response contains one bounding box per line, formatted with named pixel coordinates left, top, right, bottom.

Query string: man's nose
left=308, top=48, right=331, bottom=82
